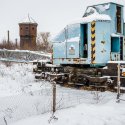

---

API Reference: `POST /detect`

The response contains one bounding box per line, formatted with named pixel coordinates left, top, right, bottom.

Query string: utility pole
left=117, top=63, right=121, bottom=103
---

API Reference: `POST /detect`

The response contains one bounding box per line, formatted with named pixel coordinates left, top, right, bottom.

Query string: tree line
left=0, top=32, right=52, bottom=52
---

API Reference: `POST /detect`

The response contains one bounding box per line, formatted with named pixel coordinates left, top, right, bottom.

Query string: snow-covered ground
left=0, top=62, right=125, bottom=125
left=10, top=95, right=125, bottom=125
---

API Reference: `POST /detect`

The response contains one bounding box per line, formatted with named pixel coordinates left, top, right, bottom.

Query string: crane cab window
left=81, top=24, right=88, bottom=58
left=111, top=37, right=120, bottom=52
left=116, top=6, right=121, bottom=33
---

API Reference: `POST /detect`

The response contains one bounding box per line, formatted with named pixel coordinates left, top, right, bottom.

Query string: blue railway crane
left=33, top=1, right=125, bottom=90
left=53, top=2, right=125, bottom=67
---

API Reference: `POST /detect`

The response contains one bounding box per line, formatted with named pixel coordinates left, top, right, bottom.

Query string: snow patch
left=111, top=33, right=123, bottom=37
left=19, top=15, right=37, bottom=24
left=122, top=68, right=125, bottom=72
left=86, top=0, right=124, bottom=7
left=10, top=92, right=125, bottom=125
left=70, top=13, right=111, bottom=24
left=95, top=4, right=110, bottom=12
left=108, top=61, right=125, bottom=63
left=67, top=37, right=80, bottom=42
left=54, top=42, right=65, bottom=47
left=86, top=7, right=98, bottom=14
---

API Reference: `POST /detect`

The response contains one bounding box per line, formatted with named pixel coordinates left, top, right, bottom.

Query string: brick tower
left=19, top=15, right=38, bottom=50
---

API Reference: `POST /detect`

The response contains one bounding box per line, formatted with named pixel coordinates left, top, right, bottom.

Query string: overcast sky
left=0, top=0, right=125, bottom=42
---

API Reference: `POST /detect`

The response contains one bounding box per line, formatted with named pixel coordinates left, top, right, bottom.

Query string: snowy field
left=10, top=96, right=125, bottom=125
left=0, top=62, right=125, bottom=125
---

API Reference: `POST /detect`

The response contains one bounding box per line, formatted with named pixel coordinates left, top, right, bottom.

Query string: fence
left=0, top=81, right=108, bottom=125
left=0, top=62, right=110, bottom=125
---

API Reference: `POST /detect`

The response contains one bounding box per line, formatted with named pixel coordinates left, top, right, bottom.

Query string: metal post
left=117, top=63, right=121, bottom=102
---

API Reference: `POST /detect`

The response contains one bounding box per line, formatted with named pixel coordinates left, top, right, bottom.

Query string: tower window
left=32, top=27, right=34, bottom=30
left=25, top=27, right=29, bottom=30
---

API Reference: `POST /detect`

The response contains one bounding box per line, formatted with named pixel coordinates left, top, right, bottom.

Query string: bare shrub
left=2, top=61, right=13, bottom=67
left=0, top=39, right=20, bottom=50
left=36, top=32, right=52, bottom=52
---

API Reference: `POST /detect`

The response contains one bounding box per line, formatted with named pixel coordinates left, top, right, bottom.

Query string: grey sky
left=0, top=0, right=125, bottom=42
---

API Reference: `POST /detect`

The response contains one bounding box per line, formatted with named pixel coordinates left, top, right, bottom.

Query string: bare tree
left=36, top=32, right=52, bottom=52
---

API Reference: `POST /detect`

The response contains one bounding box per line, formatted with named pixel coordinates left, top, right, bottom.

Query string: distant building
left=19, top=15, right=38, bottom=50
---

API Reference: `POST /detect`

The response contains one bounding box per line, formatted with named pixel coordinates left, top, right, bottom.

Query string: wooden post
left=53, top=80, right=56, bottom=113
left=4, top=117, right=7, bottom=125
left=117, top=63, right=121, bottom=102
left=48, top=76, right=58, bottom=123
